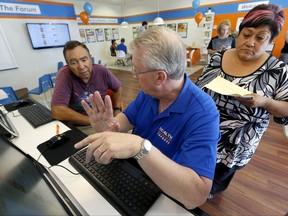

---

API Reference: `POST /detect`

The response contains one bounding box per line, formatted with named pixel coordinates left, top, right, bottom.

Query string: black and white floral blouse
left=196, top=52, right=288, bottom=168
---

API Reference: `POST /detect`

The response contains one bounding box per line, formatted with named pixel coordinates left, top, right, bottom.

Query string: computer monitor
left=26, top=23, right=71, bottom=49
left=0, top=134, right=87, bottom=215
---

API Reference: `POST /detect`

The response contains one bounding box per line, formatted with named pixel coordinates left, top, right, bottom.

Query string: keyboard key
left=18, top=104, right=54, bottom=128
left=69, top=149, right=161, bottom=216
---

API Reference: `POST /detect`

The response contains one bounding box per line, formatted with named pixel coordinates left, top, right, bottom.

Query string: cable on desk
left=37, top=146, right=80, bottom=175
left=37, top=146, right=48, bottom=162
left=49, top=164, right=81, bottom=175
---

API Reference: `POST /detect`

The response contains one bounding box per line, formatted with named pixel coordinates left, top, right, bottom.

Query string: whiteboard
left=0, top=25, right=17, bottom=71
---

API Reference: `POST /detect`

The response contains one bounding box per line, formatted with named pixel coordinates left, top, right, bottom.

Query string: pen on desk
left=56, top=124, right=60, bottom=135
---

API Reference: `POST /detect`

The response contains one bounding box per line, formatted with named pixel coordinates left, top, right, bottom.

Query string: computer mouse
left=13, top=99, right=30, bottom=108
left=47, top=134, right=69, bottom=149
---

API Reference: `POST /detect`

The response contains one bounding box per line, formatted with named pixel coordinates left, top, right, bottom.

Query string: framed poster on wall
left=104, top=28, right=112, bottom=41
left=79, top=29, right=86, bottom=43
left=95, top=28, right=104, bottom=42
left=132, top=26, right=140, bottom=39
left=177, top=22, right=188, bottom=38
left=167, top=23, right=177, bottom=32
left=112, top=28, right=119, bottom=40
left=85, top=29, right=96, bottom=43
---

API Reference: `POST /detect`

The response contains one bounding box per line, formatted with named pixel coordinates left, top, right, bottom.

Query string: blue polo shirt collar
left=151, top=74, right=191, bottom=117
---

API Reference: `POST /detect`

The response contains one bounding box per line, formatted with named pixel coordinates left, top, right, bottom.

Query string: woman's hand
left=236, top=94, right=267, bottom=108
left=81, top=91, right=120, bottom=132
left=236, top=94, right=288, bottom=117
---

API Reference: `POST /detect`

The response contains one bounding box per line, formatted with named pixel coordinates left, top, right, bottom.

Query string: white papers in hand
left=204, top=76, right=251, bottom=97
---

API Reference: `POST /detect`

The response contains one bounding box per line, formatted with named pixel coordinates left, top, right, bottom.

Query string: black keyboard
left=69, top=148, right=162, bottom=216
left=18, top=104, right=54, bottom=128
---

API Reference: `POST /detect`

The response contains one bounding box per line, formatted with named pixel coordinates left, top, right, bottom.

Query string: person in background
left=110, top=39, right=117, bottom=56
left=207, top=19, right=235, bottom=55
left=138, top=21, right=148, bottom=33
left=117, top=38, right=132, bottom=66
left=75, top=26, right=220, bottom=209
left=196, top=4, right=288, bottom=199
left=51, top=40, right=122, bottom=135
left=116, top=38, right=128, bottom=54
left=279, top=31, right=288, bottom=64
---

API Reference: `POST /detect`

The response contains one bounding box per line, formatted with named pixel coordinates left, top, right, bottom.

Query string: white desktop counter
left=8, top=110, right=195, bottom=216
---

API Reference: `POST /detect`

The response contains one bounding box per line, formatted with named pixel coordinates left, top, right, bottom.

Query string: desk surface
left=8, top=110, right=196, bottom=216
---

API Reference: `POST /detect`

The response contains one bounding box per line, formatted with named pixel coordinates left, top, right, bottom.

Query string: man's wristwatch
left=133, top=139, right=152, bottom=160
left=113, top=107, right=122, bottom=111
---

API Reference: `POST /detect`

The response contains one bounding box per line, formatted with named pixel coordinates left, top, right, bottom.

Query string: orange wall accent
left=211, top=9, right=288, bottom=58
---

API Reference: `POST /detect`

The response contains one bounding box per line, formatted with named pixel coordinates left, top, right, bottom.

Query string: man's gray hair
left=130, top=26, right=186, bottom=80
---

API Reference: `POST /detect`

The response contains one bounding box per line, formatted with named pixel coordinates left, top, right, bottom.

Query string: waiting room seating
left=106, top=89, right=124, bottom=111
left=115, top=50, right=128, bottom=66
left=0, top=86, right=19, bottom=105
left=49, top=72, right=57, bottom=87
left=28, top=74, right=54, bottom=108
left=186, top=49, right=195, bottom=67
left=186, top=48, right=201, bottom=66
left=57, top=61, right=64, bottom=70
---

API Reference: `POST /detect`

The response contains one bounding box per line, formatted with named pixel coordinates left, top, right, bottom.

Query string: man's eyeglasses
left=131, top=67, right=165, bottom=78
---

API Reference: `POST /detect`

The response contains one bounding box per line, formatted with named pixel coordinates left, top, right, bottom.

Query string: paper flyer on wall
left=204, top=76, right=252, bottom=97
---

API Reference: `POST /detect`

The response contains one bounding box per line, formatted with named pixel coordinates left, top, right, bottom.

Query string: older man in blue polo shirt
left=75, top=26, right=220, bottom=209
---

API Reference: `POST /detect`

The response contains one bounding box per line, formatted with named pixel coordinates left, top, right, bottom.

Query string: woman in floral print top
left=196, top=3, right=288, bottom=198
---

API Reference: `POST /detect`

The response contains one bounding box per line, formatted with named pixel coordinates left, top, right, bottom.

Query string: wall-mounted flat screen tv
left=26, top=23, right=71, bottom=49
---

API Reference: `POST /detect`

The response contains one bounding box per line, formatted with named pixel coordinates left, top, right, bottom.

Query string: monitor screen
left=26, top=23, right=71, bottom=49
left=0, top=134, right=70, bottom=215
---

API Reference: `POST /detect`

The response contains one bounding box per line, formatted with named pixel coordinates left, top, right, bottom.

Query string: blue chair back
left=57, top=61, right=64, bottom=70
left=49, top=72, right=57, bottom=87
left=28, top=74, right=53, bottom=95
left=0, top=86, right=19, bottom=105
left=39, top=74, right=54, bottom=93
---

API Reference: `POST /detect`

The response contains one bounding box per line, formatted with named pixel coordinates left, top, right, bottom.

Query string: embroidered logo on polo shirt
left=157, top=127, right=173, bottom=144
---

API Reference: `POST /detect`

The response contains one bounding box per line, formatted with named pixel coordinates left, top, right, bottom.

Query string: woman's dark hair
left=63, top=40, right=90, bottom=62
left=239, top=4, right=284, bottom=43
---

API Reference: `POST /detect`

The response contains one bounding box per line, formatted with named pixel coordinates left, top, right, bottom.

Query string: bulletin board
left=0, top=25, right=17, bottom=71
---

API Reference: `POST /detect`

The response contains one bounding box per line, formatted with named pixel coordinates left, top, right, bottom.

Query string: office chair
left=186, top=49, right=195, bottom=67
left=49, top=72, right=57, bottom=87
left=57, top=61, right=64, bottom=70
left=115, top=50, right=127, bottom=66
left=106, top=89, right=124, bottom=111
left=0, top=86, right=19, bottom=105
left=28, top=74, right=54, bottom=109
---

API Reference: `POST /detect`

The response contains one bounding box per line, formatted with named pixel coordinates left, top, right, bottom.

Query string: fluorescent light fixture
left=153, top=0, right=164, bottom=25
left=120, top=0, right=129, bottom=28
left=121, top=21, right=129, bottom=28
left=153, top=17, right=164, bottom=25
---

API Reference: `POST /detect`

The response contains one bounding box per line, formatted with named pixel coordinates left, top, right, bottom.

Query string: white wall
left=0, top=19, right=80, bottom=90
left=122, top=0, right=232, bottom=15
left=0, top=0, right=229, bottom=91
left=72, top=0, right=219, bottom=65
